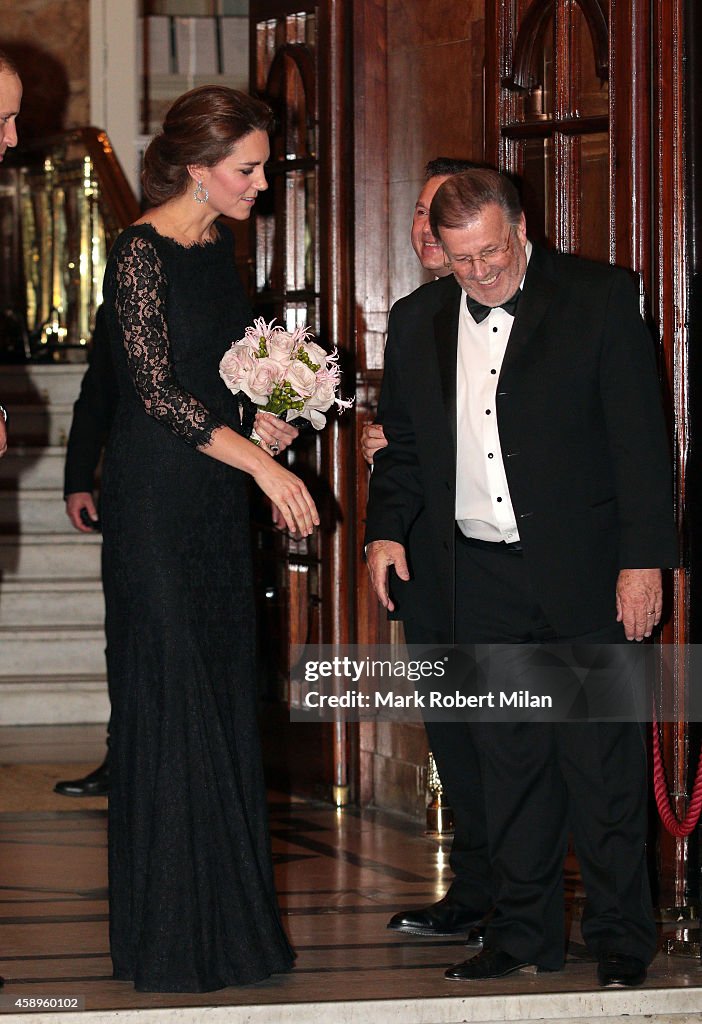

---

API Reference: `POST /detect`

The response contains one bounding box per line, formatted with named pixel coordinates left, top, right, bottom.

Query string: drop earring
left=193, top=180, right=209, bottom=204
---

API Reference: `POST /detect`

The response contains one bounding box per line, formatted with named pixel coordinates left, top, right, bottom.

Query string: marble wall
left=0, top=0, right=89, bottom=142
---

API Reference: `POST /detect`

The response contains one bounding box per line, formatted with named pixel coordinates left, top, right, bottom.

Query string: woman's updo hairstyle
left=142, top=86, right=274, bottom=206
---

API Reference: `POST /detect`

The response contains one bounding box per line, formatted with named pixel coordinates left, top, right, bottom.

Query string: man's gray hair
left=429, top=168, right=523, bottom=236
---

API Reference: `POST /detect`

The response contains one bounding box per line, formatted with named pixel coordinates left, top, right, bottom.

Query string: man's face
left=439, top=202, right=528, bottom=307
left=0, top=70, right=22, bottom=162
left=410, top=175, right=451, bottom=276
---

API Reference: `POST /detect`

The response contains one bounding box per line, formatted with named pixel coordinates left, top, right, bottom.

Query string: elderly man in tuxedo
left=365, top=168, right=677, bottom=986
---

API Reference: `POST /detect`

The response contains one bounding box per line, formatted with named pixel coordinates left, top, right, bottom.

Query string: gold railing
left=0, top=127, right=139, bottom=361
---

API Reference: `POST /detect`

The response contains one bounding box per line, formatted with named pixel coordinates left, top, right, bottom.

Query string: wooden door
left=249, top=1, right=356, bottom=803
left=485, top=0, right=691, bottom=911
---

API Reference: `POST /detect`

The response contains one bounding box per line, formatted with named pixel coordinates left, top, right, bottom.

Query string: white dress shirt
left=455, top=242, right=531, bottom=542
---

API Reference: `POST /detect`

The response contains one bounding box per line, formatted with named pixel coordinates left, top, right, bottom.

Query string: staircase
left=0, top=363, right=109, bottom=725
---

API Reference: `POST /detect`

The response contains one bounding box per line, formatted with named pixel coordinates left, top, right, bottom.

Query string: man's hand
left=616, top=567, right=663, bottom=641
left=66, top=492, right=99, bottom=533
left=361, top=422, right=387, bottom=466
left=366, top=540, right=409, bottom=611
left=0, top=416, right=6, bottom=458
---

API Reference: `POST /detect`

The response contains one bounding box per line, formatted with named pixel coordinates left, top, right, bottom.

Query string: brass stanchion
left=425, top=751, right=454, bottom=835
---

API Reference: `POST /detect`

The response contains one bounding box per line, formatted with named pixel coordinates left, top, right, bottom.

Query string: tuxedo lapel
left=432, top=283, right=461, bottom=459
left=499, top=245, right=556, bottom=383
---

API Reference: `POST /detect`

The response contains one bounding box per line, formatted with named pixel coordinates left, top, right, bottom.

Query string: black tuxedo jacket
left=365, top=243, right=678, bottom=638
left=64, top=307, right=118, bottom=497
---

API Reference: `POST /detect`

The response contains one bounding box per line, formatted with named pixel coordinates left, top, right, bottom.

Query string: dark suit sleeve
left=599, top=270, right=678, bottom=568
left=364, top=302, right=426, bottom=547
left=63, top=307, right=118, bottom=497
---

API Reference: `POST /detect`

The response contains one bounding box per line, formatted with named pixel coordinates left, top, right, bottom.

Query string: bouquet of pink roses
left=219, top=317, right=353, bottom=444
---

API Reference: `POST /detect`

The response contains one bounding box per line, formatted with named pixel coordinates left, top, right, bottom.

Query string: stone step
left=0, top=533, right=101, bottom=580
left=0, top=625, right=106, bottom=676
left=0, top=362, right=85, bottom=404
left=0, top=489, right=76, bottom=533
left=0, top=579, right=104, bottom=627
left=0, top=673, right=109, bottom=725
left=3, top=402, right=73, bottom=446
left=0, top=446, right=68, bottom=491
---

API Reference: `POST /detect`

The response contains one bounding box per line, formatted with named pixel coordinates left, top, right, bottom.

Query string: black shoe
left=597, top=952, right=647, bottom=988
left=465, top=926, right=485, bottom=948
left=54, top=759, right=109, bottom=797
left=445, top=947, right=539, bottom=981
left=387, top=896, right=487, bottom=937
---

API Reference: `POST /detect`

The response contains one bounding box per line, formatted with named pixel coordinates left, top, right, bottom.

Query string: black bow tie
left=466, top=289, right=521, bottom=324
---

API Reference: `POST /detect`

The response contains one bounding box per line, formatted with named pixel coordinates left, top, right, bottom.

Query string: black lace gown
left=100, top=223, right=294, bottom=992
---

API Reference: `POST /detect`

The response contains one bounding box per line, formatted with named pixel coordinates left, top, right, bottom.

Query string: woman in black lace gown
left=100, top=87, right=318, bottom=993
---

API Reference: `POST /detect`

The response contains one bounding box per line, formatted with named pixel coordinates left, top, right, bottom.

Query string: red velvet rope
left=651, top=709, right=702, bottom=837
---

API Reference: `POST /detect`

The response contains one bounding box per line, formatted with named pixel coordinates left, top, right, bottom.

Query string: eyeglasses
left=443, top=225, right=514, bottom=271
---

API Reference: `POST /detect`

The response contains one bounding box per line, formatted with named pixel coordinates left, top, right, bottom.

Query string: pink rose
left=219, top=345, right=257, bottom=390
left=268, top=331, right=296, bottom=362
left=307, top=377, right=336, bottom=411
left=286, top=360, right=317, bottom=398
left=242, top=357, right=284, bottom=404
left=300, top=340, right=328, bottom=367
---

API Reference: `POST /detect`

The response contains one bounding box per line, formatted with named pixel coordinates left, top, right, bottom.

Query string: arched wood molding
left=264, top=42, right=317, bottom=134
left=507, top=0, right=609, bottom=91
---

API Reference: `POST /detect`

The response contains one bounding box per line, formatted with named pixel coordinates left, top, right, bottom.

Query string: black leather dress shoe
left=387, top=896, right=487, bottom=937
left=597, top=952, right=647, bottom=987
left=445, top=947, right=538, bottom=981
left=465, top=926, right=485, bottom=948
left=54, top=759, right=109, bottom=798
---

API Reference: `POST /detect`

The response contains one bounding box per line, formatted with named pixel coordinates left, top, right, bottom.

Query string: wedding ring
left=647, top=611, right=655, bottom=616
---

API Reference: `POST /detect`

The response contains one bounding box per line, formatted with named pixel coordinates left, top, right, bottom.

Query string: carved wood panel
left=486, top=0, right=692, bottom=908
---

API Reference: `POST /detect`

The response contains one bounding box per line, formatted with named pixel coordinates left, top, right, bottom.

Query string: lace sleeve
left=114, top=234, right=223, bottom=448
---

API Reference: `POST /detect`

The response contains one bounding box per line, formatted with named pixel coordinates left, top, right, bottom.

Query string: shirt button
left=486, top=409, right=491, bottom=415
left=488, top=452, right=494, bottom=458
left=492, top=327, right=498, bottom=333
left=491, top=368, right=497, bottom=374
left=496, top=497, right=503, bottom=503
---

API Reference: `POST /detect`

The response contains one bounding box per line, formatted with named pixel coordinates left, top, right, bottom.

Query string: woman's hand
left=254, top=412, right=299, bottom=456
left=252, top=457, right=319, bottom=537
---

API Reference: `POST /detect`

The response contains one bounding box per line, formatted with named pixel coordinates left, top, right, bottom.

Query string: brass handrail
left=0, top=126, right=139, bottom=361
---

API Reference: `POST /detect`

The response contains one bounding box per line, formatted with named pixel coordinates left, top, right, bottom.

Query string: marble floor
left=0, top=725, right=701, bottom=1024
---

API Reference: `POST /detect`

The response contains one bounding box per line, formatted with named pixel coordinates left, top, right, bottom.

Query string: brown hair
left=142, top=86, right=274, bottom=206
left=429, top=168, right=523, bottom=236
left=424, top=157, right=483, bottom=181
left=0, top=49, right=20, bottom=76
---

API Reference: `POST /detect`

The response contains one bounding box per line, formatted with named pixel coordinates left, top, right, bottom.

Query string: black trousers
left=402, top=617, right=492, bottom=913
left=449, top=535, right=656, bottom=969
